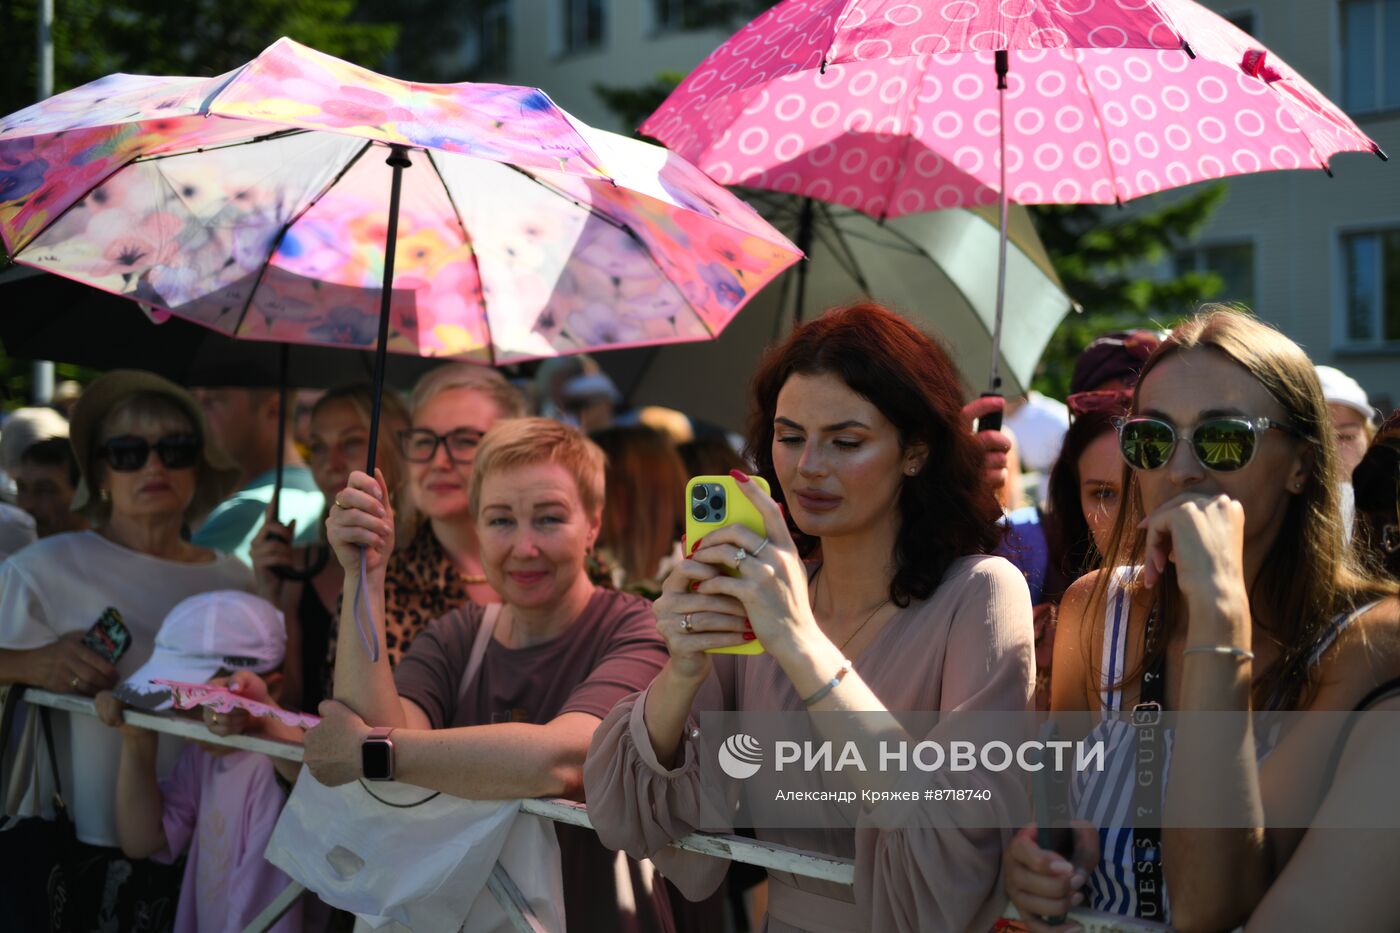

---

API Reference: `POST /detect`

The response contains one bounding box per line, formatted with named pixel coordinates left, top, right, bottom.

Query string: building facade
left=473, top=0, right=1400, bottom=408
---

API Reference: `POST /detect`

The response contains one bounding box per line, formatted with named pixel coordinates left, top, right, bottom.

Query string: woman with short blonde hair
left=307, top=416, right=674, bottom=930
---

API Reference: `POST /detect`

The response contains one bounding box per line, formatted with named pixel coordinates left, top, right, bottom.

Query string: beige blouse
left=583, top=555, right=1036, bottom=933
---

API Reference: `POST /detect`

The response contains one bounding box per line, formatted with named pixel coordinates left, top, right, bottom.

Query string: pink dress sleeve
left=855, top=557, right=1036, bottom=933
left=226, top=759, right=300, bottom=933
left=583, top=661, right=739, bottom=902
left=154, top=744, right=204, bottom=864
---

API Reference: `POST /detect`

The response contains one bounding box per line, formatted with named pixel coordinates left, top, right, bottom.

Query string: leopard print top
left=324, top=523, right=476, bottom=693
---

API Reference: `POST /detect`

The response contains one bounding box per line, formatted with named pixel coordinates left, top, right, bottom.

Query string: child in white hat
left=96, top=591, right=302, bottom=933
left=1317, top=364, right=1378, bottom=478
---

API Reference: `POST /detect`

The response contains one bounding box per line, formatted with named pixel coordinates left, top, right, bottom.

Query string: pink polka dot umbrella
left=642, top=0, right=1388, bottom=416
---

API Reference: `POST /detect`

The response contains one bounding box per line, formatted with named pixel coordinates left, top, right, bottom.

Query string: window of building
left=1224, top=9, right=1255, bottom=34
left=1340, top=228, right=1400, bottom=346
left=653, top=0, right=709, bottom=31
left=464, top=0, right=511, bottom=75
left=1341, top=0, right=1400, bottom=113
left=1174, top=241, right=1257, bottom=310
left=560, top=0, right=605, bottom=54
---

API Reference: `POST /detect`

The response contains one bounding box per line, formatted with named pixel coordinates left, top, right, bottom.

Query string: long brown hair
left=592, top=426, right=687, bottom=583
left=311, top=385, right=411, bottom=542
left=1092, top=307, right=1397, bottom=709
left=747, top=302, right=1000, bottom=607
left=1043, top=409, right=1121, bottom=605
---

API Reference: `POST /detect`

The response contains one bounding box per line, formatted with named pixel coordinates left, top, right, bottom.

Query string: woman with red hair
left=585, top=303, right=1036, bottom=932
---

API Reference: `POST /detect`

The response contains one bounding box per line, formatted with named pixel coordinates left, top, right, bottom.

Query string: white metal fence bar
left=21, top=689, right=1160, bottom=933
left=517, top=797, right=857, bottom=885
left=240, top=880, right=306, bottom=933
left=484, top=864, right=551, bottom=933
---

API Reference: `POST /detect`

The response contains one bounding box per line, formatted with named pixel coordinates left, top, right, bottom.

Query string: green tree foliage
left=593, top=73, right=682, bottom=137
left=0, top=0, right=397, bottom=117
left=1028, top=186, right=1228, bottom=398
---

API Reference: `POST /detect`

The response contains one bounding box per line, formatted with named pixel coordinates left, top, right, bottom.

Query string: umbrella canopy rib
left=131, top=128, right=310, bottom=162
left=233, top=140, right=375, bottom=338
left=1065, top=52, right=1126, bottom=207
left=813, top=201, right=873, bottom=291
left=492, top=161, right=712, bottom=345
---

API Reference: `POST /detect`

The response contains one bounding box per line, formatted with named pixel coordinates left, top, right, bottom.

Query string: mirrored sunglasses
left=1117, top=416, right=1300, bottom=473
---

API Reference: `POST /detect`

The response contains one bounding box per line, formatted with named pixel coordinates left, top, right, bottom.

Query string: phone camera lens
left=709, top=496, right=723, bottom=510
left=692, top=485, right=707, bottom=500
left=692, top=505, right=707, bottom=521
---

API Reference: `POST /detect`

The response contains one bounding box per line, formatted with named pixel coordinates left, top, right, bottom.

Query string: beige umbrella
left=602, top=195, right=1074, bottom=433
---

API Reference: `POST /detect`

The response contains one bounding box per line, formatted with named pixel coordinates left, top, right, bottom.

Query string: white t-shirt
left=0, top=530, right=253, bottom=845
left=1005, top=391, right=1071, bottom=473
left=0, top=501, right=36, bottom=561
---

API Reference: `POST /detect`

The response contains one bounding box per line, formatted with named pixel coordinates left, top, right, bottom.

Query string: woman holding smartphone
left=1003, top=308, right=1400, bottom=931
left=584, top=303, right=1036, bottom=933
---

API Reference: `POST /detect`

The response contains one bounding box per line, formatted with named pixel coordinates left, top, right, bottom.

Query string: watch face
left=362, top=739, right=393, bottom=781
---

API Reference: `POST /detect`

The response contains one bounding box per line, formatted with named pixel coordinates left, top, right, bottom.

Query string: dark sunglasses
left=1117, top=416, right=1301, bottom=473
left=99, top=433, right=202, bottom=472
left=1067, top=388, right=1133, bottom=418
left=398, top=427, right=484, bottom=464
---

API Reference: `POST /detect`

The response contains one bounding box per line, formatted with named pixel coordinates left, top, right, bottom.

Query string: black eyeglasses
left=397, top=427, right=484, bottom=464
left=99, top=433, right=202, bottom=472
left=1117, top=416, right=1301, bottom=473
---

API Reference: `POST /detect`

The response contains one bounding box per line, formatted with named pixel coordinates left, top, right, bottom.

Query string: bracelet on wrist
left=1182, top=644, right=1254, bottom=661
left=801, top=659, right=853, bottom=707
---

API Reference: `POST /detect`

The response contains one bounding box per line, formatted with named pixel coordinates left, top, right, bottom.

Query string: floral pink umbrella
left=643, top=0, right=1386, bottom=418
left=0, top=37, right=800, bottom=657
left=1, top=38, right=798, bottom=365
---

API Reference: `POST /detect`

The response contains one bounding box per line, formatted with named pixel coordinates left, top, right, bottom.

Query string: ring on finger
left=734, top=547, right=747, bottom=566
left=680, top=614, right=693, bottom=633
left=751, top=537, right=770, bottom=558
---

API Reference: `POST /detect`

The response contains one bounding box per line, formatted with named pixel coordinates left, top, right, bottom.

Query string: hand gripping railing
left=19, top=689, right=1166, bottom=933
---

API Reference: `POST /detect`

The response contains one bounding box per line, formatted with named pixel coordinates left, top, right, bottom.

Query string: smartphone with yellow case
left=685, top=474, right=771, bottom=655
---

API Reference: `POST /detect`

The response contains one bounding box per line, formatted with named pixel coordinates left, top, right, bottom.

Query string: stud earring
left=99, top=488, right=111, bottom=503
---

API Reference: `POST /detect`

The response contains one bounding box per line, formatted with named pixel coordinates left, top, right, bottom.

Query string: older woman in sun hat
left=0, top=370, right=252, bottom=848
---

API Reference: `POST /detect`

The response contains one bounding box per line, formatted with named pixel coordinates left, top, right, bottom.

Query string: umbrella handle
left=975, top=391, right=1004, bottom=433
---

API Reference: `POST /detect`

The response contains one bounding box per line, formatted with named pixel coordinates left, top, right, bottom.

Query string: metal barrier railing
left=19, top=689, right=1164, bottom=933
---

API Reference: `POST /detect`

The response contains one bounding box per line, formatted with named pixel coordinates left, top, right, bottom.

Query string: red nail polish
left=693, top=535, right=705, bottom=550
left=743, top=633, right=756, bottom=641
left=744, top=619, right=752, bottom=630
left=729, top=469, right=750, bottom=484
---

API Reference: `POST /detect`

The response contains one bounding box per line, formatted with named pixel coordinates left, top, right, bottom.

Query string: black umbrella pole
left=981, top=50, right=1011, bottom=434
left=271, top=342, right=290, bottom=523
left=365, top=144, right=412, bottom=482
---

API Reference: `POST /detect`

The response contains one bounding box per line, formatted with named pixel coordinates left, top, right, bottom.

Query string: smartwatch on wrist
left=361, top=727, right=396, bottom=781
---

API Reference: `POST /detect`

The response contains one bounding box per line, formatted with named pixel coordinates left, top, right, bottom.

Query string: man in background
left=191, top=387, right=324, bottom=564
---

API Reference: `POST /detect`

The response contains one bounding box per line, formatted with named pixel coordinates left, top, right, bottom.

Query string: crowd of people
left=1, top=300, right=1398, bottom=933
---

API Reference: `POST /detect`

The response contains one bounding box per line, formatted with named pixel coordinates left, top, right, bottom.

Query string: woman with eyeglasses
left=250, top=384, right=410, bottom=712
left=0, top=370, right=252, bottom=925
left=1003, top=308, right=1400, bottom=931
left=371, top=363, right=526, bottom=668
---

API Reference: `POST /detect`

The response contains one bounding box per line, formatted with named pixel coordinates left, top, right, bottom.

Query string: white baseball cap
left=115, top=590, right=286, bottom=711
left=1316, top=365, right=1376, bottom=424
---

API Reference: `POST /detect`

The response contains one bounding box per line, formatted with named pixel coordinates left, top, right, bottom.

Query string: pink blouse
left=584, top=555, right=1036, bottom=933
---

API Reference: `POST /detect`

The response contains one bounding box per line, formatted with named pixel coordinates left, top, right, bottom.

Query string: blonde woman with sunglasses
left=1003, top=308, right=1400, bottom=932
